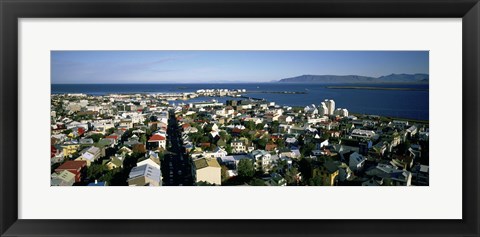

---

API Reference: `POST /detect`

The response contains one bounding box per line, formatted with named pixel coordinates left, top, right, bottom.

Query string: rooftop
left=56, top=160, right=87, bottom=171
left=194, top=158, right=221, bottom=170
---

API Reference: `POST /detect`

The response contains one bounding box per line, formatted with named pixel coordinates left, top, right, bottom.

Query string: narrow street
left=161, top=110, right=194, bottom=186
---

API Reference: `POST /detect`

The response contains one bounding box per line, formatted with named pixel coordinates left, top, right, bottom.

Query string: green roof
left=194, top=158, right=220, bottom=170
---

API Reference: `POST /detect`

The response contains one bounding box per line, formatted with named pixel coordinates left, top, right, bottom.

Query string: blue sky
left=51, top=51, right=429, bottom=84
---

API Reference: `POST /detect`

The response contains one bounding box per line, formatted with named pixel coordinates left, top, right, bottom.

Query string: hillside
left=278, top=73, right=429, bottom=84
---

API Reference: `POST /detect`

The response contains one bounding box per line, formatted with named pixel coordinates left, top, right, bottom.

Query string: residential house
left=348, top=152, right=366, bottom=172
left=312, top=161, right=340, bottom=186
left=194, top=158, right=221, bottom=185
left=390, top=155, right=414, bottom=170
left=55, top=160, right=87, bottom=183
left=104, top=134, right=120, bottom=145
left=105, top=154, right=124, bottom=170
left=231, top=139, right=247, bottom=154
left=61, top=142, right=81, bottom=158
left=219, top=154, right=250, bottom=170
left=137, top=151, right=161, bottom=170
left=278, top=115, right=293, bottom=124
left=118, top=146, right=133, bottom=156
left=127, top=164, right=162, bottom=186
left=119, top=118, right=133, bottom=129
left=76, top=146, right=102, bottom=166
left=51, top=170, right=76, bottom=186
left=124, top=136, right=142, bottom=148
left=263, top=173, right=287, bottom=186
left=411, top=164, right=429, bottom=186
left=192, top=147, right=228, bottom=160
left=250, top=150, right=272, bottom=172
left=365, top=164, right=412, bottom=186
left=147, top=133, right=166, bottom=151
left=265, top=143, right=277, bottom=152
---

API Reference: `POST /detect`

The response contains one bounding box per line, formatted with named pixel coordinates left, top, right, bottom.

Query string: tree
left=275, top=138, right=286, bottom=149
left=308, top=175, right=324, bottom=186
left=256, top=123, right=265, bottom=130
left=86, top=163, right=106, bottom=181
left=237, top=159, right=255, bottom=180
left=243, top=121, right=255, bottom=130
left=199, top=136, right=210, bottom=143
left=298, top=158, right=313, bottom=182
left=139, top=134, right=147, bottom=144
left=284, top=167, right=300, bottom=185
left=209, top=144, right=218, bottom=152
left=217, top=139, right=227, bottom=148
left=225, top=144, right=233, bottom=154
left=106, top=127, right=116, bottom=135
left=89, top=133, right=104, bottom=143
left=269, top=121, right=280, bottom=133
left=249, top=178, right=266, bottom=186
left=219, top=131, right=228, bottom=139
left=99, top=168, right=121, bottom=184
left=256, top=138, right=268, bottom=149
left=221, top=165, right=230, bottom=183
left=300, top=142, right=315, bottom=157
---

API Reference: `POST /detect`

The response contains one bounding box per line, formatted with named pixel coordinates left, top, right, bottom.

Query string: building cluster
left=50, top=91, right=429, bottom=186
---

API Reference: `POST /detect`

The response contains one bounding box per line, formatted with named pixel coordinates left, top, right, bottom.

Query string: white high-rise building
left=324, top=99, right=335, bottom=115
left=319, top=102, right=328, bottom=115
left=334, top=108, right=349, bottom=117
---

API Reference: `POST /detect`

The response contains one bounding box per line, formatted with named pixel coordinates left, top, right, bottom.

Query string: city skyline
left=51, top=51, right=429, bottom=84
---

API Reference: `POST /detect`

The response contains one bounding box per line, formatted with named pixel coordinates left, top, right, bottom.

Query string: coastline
left=326, top=86, right=428, bottom=91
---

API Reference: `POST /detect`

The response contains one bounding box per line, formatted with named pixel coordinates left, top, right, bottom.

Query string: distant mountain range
left=277, top=73, right=429, bottom=84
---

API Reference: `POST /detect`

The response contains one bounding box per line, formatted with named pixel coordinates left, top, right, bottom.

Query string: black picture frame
left=1, top=0, right=479, bottom=236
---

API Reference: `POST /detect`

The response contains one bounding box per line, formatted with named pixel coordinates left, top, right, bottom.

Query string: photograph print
left=50, top=50, right=429, bottom=187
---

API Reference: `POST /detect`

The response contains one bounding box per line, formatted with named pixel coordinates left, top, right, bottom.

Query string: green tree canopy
left=249, top=178, right=266, bottom=186
left=237, top=159, right=255, bottom=179
left=221, top=165, right=229, bottom=183
left=284, top=167, right=300, bottom=186
left=89, top=133, right=104, bottom=143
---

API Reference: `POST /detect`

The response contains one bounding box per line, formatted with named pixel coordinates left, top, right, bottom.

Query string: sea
left=51, top=83, right=429, bottom=121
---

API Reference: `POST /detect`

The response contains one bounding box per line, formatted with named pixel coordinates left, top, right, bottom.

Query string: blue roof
left=87, top=181, right=106, bottom=186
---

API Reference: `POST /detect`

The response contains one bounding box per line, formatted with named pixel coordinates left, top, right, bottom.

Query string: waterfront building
left=319, top=102, right=328, bottom=115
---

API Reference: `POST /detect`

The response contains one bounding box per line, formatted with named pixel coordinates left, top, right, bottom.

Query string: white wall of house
left=196, top=167, right=221, bottom=185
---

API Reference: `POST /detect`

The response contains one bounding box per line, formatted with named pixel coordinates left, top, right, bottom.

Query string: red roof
left=105, top=135, right=118, bottom=140
left=148, top=134, right=166, bottom=142
left=55, top=161, right=86, bottom=172
left=265, top=144, right=277, bottom=151
left=77, top=127, right=85, bottom=136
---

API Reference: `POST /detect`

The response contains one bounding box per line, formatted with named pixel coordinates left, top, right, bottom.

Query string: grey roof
left=128, top=164, right=161, bottom=181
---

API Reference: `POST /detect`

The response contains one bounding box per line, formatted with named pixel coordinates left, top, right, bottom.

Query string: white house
left=230, top=139, right=247, bottom=154
left=194, top=158, right=221, bottom=185
left=127, top=164, right=162, bottom=186
left=250, top=150, right=272, bottom=172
